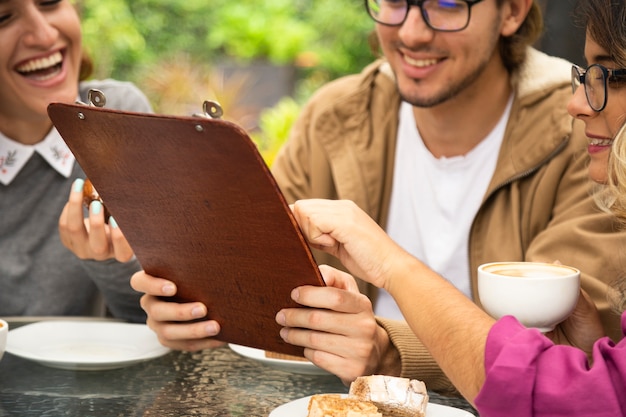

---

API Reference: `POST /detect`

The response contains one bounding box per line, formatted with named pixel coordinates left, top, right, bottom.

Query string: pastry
left=306, top=394, right=381, bottom=417
left=349, top=375, right=428, bottom=417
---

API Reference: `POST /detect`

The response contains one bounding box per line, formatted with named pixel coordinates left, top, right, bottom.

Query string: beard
left=392, top=16, right=503, bottom=108
left=397, top=56, right=491, bottom=108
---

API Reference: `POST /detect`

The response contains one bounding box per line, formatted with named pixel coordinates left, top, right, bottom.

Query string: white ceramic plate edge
left=228, top=343, right=330, bottom=375
left=268, top=394, right=475, bottom=417
left=6, top=320, right=170, bottom=370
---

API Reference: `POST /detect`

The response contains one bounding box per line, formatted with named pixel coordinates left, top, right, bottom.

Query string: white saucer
left=228, top=344, right=330, bottom=375
left=269, top=394, right=475, bottom=417
left=6, top=320, right=170, bottom=370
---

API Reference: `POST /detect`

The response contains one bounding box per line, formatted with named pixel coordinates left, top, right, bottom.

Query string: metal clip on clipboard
left=76, top=89, right=224, bottom=121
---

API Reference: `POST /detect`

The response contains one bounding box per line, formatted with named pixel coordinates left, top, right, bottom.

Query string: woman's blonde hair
left=579, top=0, right=626, bottom=313
left=602, top=124, right=626, bottom=312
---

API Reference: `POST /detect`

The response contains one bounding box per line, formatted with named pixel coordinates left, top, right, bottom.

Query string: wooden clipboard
left=48, top=97, right=324, bottom=357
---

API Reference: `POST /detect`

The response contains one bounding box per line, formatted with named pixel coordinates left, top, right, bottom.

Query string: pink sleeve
left=474, top=314, right=626, bottom=417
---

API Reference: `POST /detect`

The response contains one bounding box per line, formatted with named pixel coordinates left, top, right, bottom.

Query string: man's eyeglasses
left=571, top=64, right=626, bottom=112
left=364, top=0, right=485, bottom=32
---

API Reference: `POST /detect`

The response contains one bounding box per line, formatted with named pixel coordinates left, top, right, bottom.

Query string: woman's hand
left=546, top=289, right=605, bottom=359
left=292, top=199, right=408, bottom=290
left=130, top=270, right=225, bottom=351
left=276, top=265, right=400, bottom=385
left=58, top=178, right=134, bottom=262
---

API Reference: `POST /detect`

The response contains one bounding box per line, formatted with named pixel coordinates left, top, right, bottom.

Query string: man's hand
left=276, top=265, right=400, bottom=385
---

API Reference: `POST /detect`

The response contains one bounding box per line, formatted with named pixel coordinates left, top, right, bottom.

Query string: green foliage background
left=78, top=0, right=376, bottom=95
left=76, top=0, right=377, bottom=162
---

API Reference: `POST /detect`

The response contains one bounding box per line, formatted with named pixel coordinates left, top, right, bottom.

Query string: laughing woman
left=0, top=0, right=149, bottom=321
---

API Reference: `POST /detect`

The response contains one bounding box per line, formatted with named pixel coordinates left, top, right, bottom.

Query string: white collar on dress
left=0, top=128, right=75, bottom=185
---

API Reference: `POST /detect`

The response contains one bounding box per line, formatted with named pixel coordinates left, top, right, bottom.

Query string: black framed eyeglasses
left=571, top=64, right=626, bottom=112
left=364, top=0, right=485, bottom=32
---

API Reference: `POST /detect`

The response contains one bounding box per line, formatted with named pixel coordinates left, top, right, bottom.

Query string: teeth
left=16, top=51, right=63, bottom=73
left=589, top=138, right=613, bottom=146
left=404, top=56, right=438, bottom=67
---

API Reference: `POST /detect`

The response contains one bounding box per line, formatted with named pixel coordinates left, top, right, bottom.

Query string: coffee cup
left=0, top=319, right=8, bottom=361
left=477, top=262, right=580, bottom=332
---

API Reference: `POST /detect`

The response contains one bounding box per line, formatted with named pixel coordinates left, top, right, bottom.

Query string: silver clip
left=75, top=89, right=107, bottom=107
left=193, top=100, right=223, bottom=120
left=87, top=89, right=106, bottom=107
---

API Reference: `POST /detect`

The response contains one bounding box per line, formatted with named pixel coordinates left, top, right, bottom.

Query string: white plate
left=269, top=394, right=475, bottom=417
left=229, top=344, right=330, bottom=375
left=6, top=320, right=170, bottom=370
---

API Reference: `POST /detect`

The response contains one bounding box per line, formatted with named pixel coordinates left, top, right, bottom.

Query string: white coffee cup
left=0, top=319, right=8, bottom=361
left=477, top=262, right=580, bottom=332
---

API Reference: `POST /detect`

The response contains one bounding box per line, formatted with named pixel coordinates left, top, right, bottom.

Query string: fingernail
left=205, top=322, right=218, bottom=335
left=91, top=200, right=102, bottom=215
left=109, top=216, right=118, bottom=229
left=191, top=306, right=205, bottom=318
left=291, top=288, right=300, bottom=302
left=73, top=178, right=84, bottom=192
left=162, top=284, right=176, bottom=296
left=276, top=311, right=285, bottom=325
left=279, top=327, right=288, bottom=340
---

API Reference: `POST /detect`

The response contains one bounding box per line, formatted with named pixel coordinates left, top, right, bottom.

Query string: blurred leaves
left=76, top=0, right=376, bottom=162
left=139, top=53, right=259, bottom=131
left=251, top=97, right=302, bottom=166
left=205, top=0, right=317, bottom=65
left=78, top=0, right=374, bottom=91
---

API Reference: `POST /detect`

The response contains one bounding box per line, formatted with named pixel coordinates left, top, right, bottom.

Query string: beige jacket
left=271, top=48, right=626, bottom=394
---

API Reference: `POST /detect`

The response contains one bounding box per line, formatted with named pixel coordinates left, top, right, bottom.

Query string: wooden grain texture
left=48, top=103, right=325, bottom=356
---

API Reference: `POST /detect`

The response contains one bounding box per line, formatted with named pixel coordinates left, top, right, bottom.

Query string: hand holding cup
left=477, top=262, right=580, bottom=332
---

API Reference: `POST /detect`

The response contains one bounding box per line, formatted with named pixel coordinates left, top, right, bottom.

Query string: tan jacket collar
left=311, top=48, right=578, bottom=216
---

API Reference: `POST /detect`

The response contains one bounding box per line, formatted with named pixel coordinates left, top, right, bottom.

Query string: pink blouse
left=474, top=313, right=626, bottom=416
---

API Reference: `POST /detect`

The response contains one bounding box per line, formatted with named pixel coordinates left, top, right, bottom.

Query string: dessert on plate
left=307, top=375, right=428, bottom=417
left=307, top=394, right=381, bottom=417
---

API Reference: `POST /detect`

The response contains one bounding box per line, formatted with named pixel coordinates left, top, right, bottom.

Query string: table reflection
left=0, top=319, right=478, bottom=416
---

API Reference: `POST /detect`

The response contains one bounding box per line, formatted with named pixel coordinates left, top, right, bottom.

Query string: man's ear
left=500, top=0, right=533, bottom=37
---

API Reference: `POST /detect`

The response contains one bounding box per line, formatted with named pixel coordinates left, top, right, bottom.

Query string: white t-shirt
left=375, top=98, right=513, bottom=320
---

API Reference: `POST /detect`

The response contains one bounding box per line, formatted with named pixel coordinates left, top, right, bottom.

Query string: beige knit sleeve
left=377, top=317, right=460, bottom=396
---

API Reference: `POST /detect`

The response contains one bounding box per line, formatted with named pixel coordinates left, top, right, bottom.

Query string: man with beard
left=127, top=0, right=626, bottom=396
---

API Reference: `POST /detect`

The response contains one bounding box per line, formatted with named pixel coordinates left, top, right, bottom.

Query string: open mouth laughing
left=15, top=51, right=63, bottom=81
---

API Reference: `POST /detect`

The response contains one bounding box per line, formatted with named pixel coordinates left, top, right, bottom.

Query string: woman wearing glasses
left=570, top=62, right=626, bottom=183
left=288, top=0, right=626, bottom=415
